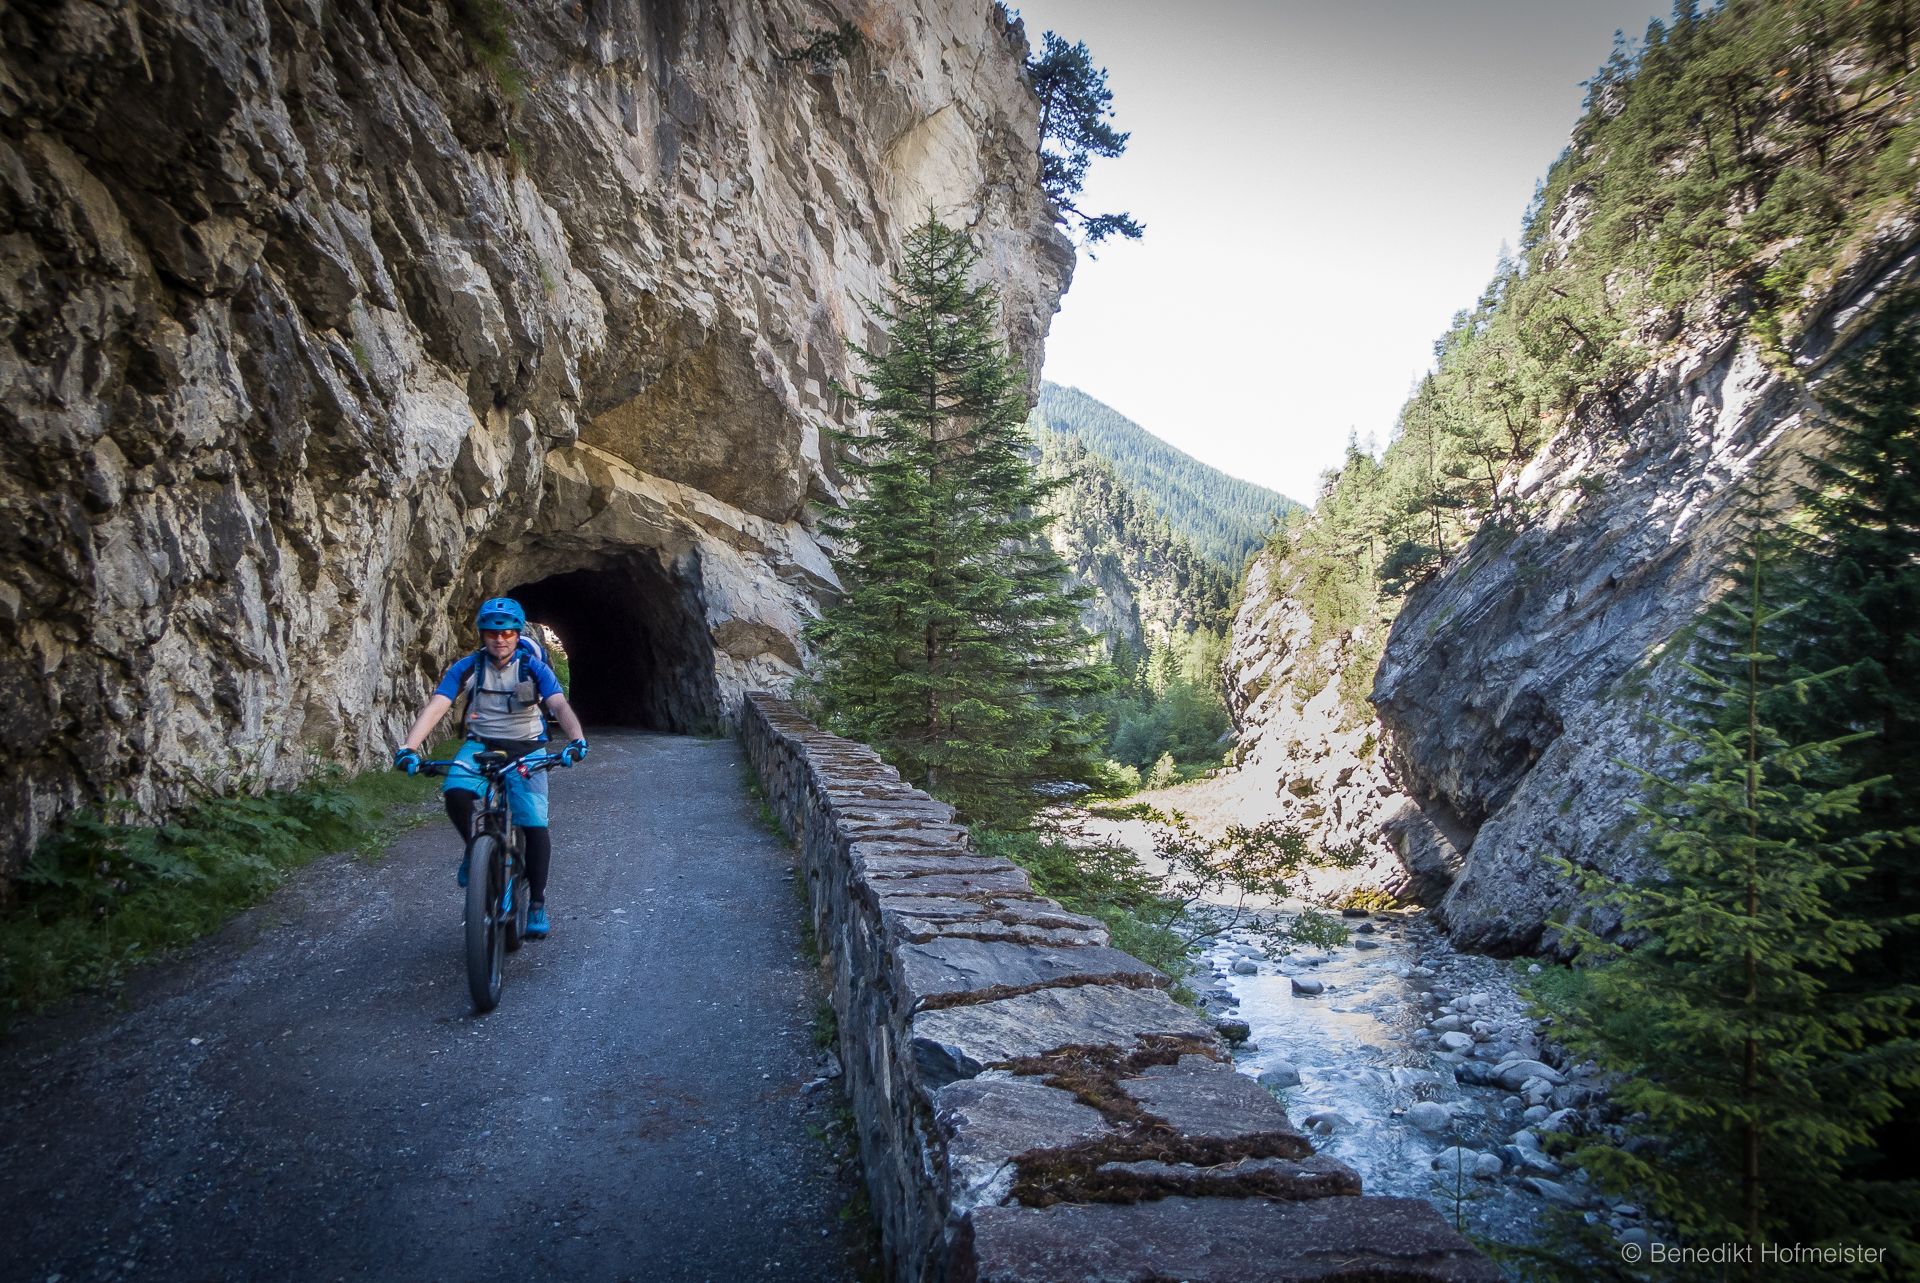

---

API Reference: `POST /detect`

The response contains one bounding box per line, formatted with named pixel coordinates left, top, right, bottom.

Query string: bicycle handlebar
left=418, top=750, right=565, bottom=779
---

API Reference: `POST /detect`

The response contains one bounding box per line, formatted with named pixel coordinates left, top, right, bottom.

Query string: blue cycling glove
left=560, top=738, right=588, bottom=767
left=393, top=746, right=422, bottom=775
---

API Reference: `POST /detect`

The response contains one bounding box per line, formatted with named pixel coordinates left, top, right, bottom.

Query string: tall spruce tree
left=804, top=217, right=1108, bottom=823
left=1774, top=297, right=1920, bottom=1266
left=1550, top=509, right=1904, bottom=1279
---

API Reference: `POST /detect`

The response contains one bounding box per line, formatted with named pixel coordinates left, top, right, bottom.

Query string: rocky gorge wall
left=1221, top=214, right=1919, bottom=954
left=739, top=693, right=1499, bottom=1283
left=1371, top=215, right=1920, bottom=955
left=0, top=0, right=1072, bottom=871
left=1213, top=553, right=1413, bottom=902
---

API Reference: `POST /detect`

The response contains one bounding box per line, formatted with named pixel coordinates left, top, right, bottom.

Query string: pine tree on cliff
left=804, top=217, right=1108, bottom=823
left=1027, top=32, right=1142, bottom=245
left=1548, top=508, right=1907, bottom=1277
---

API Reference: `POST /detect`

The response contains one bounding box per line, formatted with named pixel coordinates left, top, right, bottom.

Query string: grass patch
left=739, top=759, right=789, bottom=843
left=811, top=997, right=838, bottom=1052
left=1, top=763, right=438, bottom=1025
left=973, top=826, right=1192, bottom=987
left=1333, top=886, right=1397, bottom=913
left=1513, top=956, right=1593, bottom=1022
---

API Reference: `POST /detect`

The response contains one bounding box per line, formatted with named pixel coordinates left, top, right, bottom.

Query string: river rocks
left=1290, top=976, right=1325, bottom=996
left=1258, top=1062, right=1301, bottom=1090
left=1302, top=1110, right=1349, bottom=1135
left=1211, top=1017, right=1252, bottom=1043
left=1232, top=958, right=1260, bottom=976
left=1520, top=1176, right=1588, bottom=1208
left=1406, top=1101, right=1454, bottom=1133
left=1437, top=1032, right=1475, bottom=1054
left=1491, top=1059, right=1566, bottom=1091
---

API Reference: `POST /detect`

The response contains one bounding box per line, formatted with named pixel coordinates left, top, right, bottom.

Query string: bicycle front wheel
left=464, top=833, right=505, bottom=1012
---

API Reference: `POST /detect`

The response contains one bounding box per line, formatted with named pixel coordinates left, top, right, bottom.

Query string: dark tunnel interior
left=509, top=554, right=719, bottom=734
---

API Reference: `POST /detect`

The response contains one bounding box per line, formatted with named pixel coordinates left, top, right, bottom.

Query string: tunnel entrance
left=508, top=553, right=720, bottom=733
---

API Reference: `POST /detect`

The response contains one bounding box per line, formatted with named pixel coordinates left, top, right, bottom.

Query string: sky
left=1009, top=0, right=1670, bottom=504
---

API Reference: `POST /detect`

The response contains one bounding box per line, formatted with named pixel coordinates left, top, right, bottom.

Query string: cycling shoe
left=525, top=903, right=549, bottom=938
left=457, top=853, right=470, bottom=888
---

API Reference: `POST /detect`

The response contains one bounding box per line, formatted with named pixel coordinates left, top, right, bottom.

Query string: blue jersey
left=434, top=641, right=563, bottom=741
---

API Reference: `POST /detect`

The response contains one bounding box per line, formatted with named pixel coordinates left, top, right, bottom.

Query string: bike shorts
left=442, top=736, right=550, bottom=829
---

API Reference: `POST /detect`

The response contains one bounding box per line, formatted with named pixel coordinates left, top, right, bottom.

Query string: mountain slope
left=1037, top=434, right=1230, bottom=652
left=1033, top=383, right=1302, bottom=568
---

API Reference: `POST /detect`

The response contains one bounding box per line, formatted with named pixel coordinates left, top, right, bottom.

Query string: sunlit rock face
left=1372, top=217, right=1918, bottom=955
left=1212, top=554, right=1409, bottom=904
left=0, top=0, right=1071, bottom=869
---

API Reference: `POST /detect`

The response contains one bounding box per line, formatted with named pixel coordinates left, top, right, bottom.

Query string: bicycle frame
left=423, top=748, right=561, bottom=1011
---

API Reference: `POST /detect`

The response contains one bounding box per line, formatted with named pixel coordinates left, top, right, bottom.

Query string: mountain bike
left=421, top=749, right=562, bottom=1012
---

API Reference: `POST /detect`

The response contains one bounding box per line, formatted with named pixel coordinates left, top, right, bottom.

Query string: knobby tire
left=464, top=833, right=505, bottom=1012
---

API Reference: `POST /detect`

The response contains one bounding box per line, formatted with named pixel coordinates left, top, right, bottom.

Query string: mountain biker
left=392, top=598, right=588, bottom=939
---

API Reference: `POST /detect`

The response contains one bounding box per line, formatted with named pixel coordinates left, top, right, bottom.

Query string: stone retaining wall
left=740, top=693, right=1500, bottom=1283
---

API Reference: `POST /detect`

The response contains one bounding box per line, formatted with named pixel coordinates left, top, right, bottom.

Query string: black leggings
left=445, top=792, right=553, bottom=903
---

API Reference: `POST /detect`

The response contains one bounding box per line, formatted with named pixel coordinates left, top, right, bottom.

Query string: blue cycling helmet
left=474, top=597, right=527, bottom=632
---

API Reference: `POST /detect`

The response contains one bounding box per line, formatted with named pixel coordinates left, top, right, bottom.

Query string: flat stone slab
left=897, top=937, right=1165, bottom=1011
left=911, top=986, right=1219, bottom=1089
left=935, top=1076, right=1118, bottom=1217
left=954, top=1195, right=1506, bottom=1282
left=895, top=914, right=1113, bottom=949
left=1092, top=1153, right=1362, bottom=1200
left=863, top=869, right=1036, bottom=900
left=1118, top=1064, right=1310, bottom=1156
left=856, top=849, right=1018, bottom=879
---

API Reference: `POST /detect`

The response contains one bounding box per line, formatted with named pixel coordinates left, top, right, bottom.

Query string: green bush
left=1, top=766, right=432, bottom=1022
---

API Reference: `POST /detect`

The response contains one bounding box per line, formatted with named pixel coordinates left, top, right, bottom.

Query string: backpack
left=455, top=636, right=549, bottom=735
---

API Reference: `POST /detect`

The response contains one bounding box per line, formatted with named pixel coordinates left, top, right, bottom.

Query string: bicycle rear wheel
left=464, top=833, right=505, bottom=1012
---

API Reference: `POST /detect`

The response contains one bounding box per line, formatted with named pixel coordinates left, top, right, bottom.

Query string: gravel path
left=0, top=732, right=856, bottom=1283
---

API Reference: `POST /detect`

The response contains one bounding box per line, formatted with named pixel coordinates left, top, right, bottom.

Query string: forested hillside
left=1279, top=0, right=1920, bottom=648
left=1033, top=382, right=1301, bottom=568
left=1037, top=434, right=1230, bottom=644
left=1028, top=405, right=1241, bottom=784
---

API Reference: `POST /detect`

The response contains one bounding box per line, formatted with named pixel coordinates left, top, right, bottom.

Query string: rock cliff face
left=1219, top=218, right=1918, bottom=941
left=0, top=0, right=1071, bottom=869
left=1372, top=216, right=1920, bottom=954
left=1213, top=553, right=1408, bottom=901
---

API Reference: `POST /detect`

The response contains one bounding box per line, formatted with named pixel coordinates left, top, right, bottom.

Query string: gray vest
left=465, top=656, right=545, bottom=741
